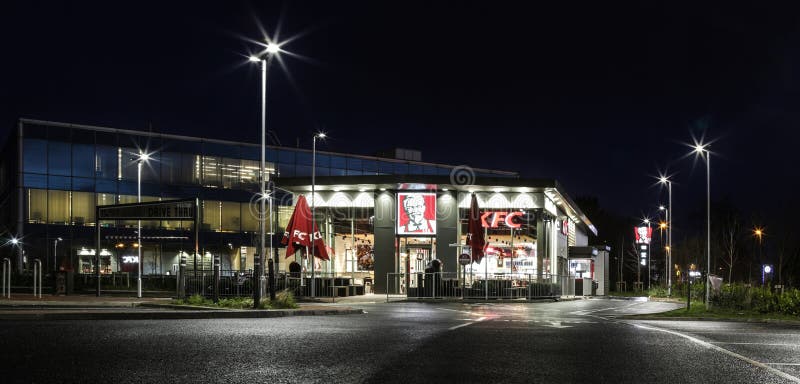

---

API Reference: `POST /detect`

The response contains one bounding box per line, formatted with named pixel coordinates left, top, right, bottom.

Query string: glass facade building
left=0, top=119, right=521, bottom=280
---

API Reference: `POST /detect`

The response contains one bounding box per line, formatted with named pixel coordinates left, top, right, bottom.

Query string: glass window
left=72, top=143, right=94, bottom=177
left=241, top=203, right=259, bottom=232
left=239, top=160, right=260, bottom=189
left=72, top=191, right=95, bottom=226
left=423, top=166, right=439, bottom=175
left=221, top=201, right=241, bottom=232
left=203, top=200, right=221, bottom=231
left=408, top=165, right=422, bottom=175
left=346, top=169, right=363, bottom=176
left=72, top=177, right=94, bottom=192
left=96, top=193, right=116, bottom=206
left=184, top=154, right=200, bottom=185
left=362, top=160, right=378, bottom=174
left=221, top=158, right=241, bottom=189
left=277, top=163, right=294, bottom=178
left=314, top=167, right=329, bottom=177
left=393, top=163, right=408, bottom=175
left=141, top=154, right=160, bottom=182
left=48, top=176, right=71, bottom=190
left=48, top=190, right=70, bottom=224
left=48, top=142, right=71, bottom=176
left=160, top=152, right=181, bottom=184
left=120, top=148, right=139, bottom=181
left=296, top=152, right=312, bottom=166
left=27, top=189, right=47, bottom=224
left=202, top=156, right=221, bottom=187
left=378, top=161, right=394, bottom=174
left=23, top=173, right=47, bottom=189
left=295, top=165, right=312, bottom=177
left=314, top=154, right=330, bottom=167
left=330, top=156, right=346, bottom=169
left=278, top=150, right=295, bottom=164
left=95, top=179, right=117, bottom=194
left=23, top=139, right=47, bottom=174
left=330, top=168, right=346, bottom=176
left=347, top=158, right=362, bottom=172
left=95, top=145, right=117, bottom=179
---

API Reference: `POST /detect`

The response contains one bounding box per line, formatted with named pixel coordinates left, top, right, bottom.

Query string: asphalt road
left=1, top=298, right=798, bottom=383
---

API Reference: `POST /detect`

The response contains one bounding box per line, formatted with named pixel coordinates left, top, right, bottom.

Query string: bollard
left=33, top=259, right=42, bottom=298
left=213, top=255, right=220, bottom=304
left=178, top=253, right=187, bottom=299
left=3, top=258, right=12, bottom=298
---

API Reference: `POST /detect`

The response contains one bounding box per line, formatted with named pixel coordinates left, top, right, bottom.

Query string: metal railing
left=2, top=258, right=10, bottom=298
left=182, top=270, right=373, bottom=299
left=32, top=259, right=42, bottom=298
left=386, top=272, right=575, bottom=301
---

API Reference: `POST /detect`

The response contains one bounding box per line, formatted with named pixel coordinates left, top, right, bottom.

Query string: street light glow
left=266, top=43, right=280, bottom=54
left=659, top=205, right=665, bottom=210
left=316, top=132, right=326, bottom=139
left=138, top=152, right=151, bottom=162
left=10, top=238, right=18, bottom=245
left=693, top=143, right=707, bottom=153
left=248, top=55, right=261, bottom=62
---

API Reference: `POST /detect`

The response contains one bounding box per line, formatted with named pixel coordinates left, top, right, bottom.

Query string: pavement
left=0, top=293, right=366, bottom=320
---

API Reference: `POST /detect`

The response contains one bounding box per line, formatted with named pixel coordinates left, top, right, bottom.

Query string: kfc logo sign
left=289, top=229, right=323, bottom=241
left=481, top=211, right=523, bottom=228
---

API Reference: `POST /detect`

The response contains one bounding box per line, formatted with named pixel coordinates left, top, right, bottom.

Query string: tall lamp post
left=644, top=218, right=651, bottom=289
left=136, top=152, right=151, bottom=298
left=659, top=176, right=673, bottom=296
left=693, top=143, right=711, bottom=309
left=311, top=132, right=326, bottom=299
left=754, top=227, right=764, bottom=283
left=249, top=42, right=281, bottom=307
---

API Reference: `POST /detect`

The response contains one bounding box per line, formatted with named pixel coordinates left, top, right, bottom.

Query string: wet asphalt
left=1, top=298, right=798, bottom=383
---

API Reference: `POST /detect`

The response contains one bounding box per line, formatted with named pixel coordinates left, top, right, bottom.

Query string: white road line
left=449, top=316, right=487, bottom=331
left=632, top=323, right=800, bottom=383
left=712, top=342, right=800, bottom=347
left=767, top=363, right=800, bottom=366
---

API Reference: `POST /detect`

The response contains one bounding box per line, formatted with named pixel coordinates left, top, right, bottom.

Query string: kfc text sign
left=481, top=211, right=523, bottom=229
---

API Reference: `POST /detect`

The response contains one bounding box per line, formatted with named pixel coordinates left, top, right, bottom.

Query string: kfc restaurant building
left=277, top=175, right=597, bottom=295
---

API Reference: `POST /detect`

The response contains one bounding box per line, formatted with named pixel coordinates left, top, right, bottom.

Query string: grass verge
left=171, top=290, right=299, bottom=310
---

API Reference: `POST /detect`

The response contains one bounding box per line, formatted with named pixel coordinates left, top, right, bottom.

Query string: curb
left=0, top=307, right=365, bottom=321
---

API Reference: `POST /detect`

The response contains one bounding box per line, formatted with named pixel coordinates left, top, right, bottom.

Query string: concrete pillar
left=435, top=191, right=458, bottom=273
left=373, top=190, right=395, bottom=294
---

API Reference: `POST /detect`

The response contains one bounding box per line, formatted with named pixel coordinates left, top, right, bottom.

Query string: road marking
left=449, top=316, right=487, bottom=331
left=542, top=321, right=571, bottom=329
left=712, top=342, right=800, bottom=347
left=632, top=323, right=800, bottom=383
left=767, top=363, right=800, bottom=366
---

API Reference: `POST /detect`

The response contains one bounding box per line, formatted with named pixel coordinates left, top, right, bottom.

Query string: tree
left=718, top=211, right=741, bottom=284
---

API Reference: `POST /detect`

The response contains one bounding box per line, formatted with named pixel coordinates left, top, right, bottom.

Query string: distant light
left=659, top=205, right=665, bottom=210
left=248, top=56, right=261, bottom=62
left=694, top=143, right=707, bottom=153
left=57, top=237, right=63, bottom=241
left=316, top=132, right=327, bottom=139
left=266, top=43, right=280, bottom=54
left=139, top=152, right=151, bottom=162
left=379, top=188, right=387, bottom=191
left=763, top=265, right=772, bottom=274
left=659, top=176, right=669, bottom=184
left=10, top=238, right=18, bottom=245
left=442, top=188, right=449, bottom=191
left=643, top=219, right=650, bottom=224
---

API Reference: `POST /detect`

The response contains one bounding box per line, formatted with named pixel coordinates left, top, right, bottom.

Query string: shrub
left=186, top=294, right=211, bottom=306
left=270, top=289, right=298, bottom=309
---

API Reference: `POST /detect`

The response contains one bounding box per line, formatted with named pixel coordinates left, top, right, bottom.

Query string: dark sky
left=3, top=1, right=800, bottom=233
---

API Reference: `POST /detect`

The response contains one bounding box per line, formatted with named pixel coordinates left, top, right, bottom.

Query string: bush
left=217, top=297, right=254, bottom=309
left=707, top=283, right=800, bottom=316
left=186, top=294, right=212, bottom=306
left=270, top=289, right=298, bottom=309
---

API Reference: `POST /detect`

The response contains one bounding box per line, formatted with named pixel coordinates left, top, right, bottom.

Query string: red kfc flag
left=281, top=195, right=330, bottom=260
left=467, top=193, right=486, bottom=263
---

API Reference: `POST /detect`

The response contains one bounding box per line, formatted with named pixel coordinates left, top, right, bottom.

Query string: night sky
left=3, top=1, right=800, bottom=236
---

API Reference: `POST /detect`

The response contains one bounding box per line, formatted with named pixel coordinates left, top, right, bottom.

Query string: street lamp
left=311, top=132, right=326, bottom=299
left=136, top=151, right=151, bottom=298
left=643, top=218, right=651, bottom=289
left=693, top=143, right=711, bottom=309
left=250, top=41, right=282, bottom=307
left=659, top=175, right=673, bottom=296
left=53, top=237, right=62, bottom=272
